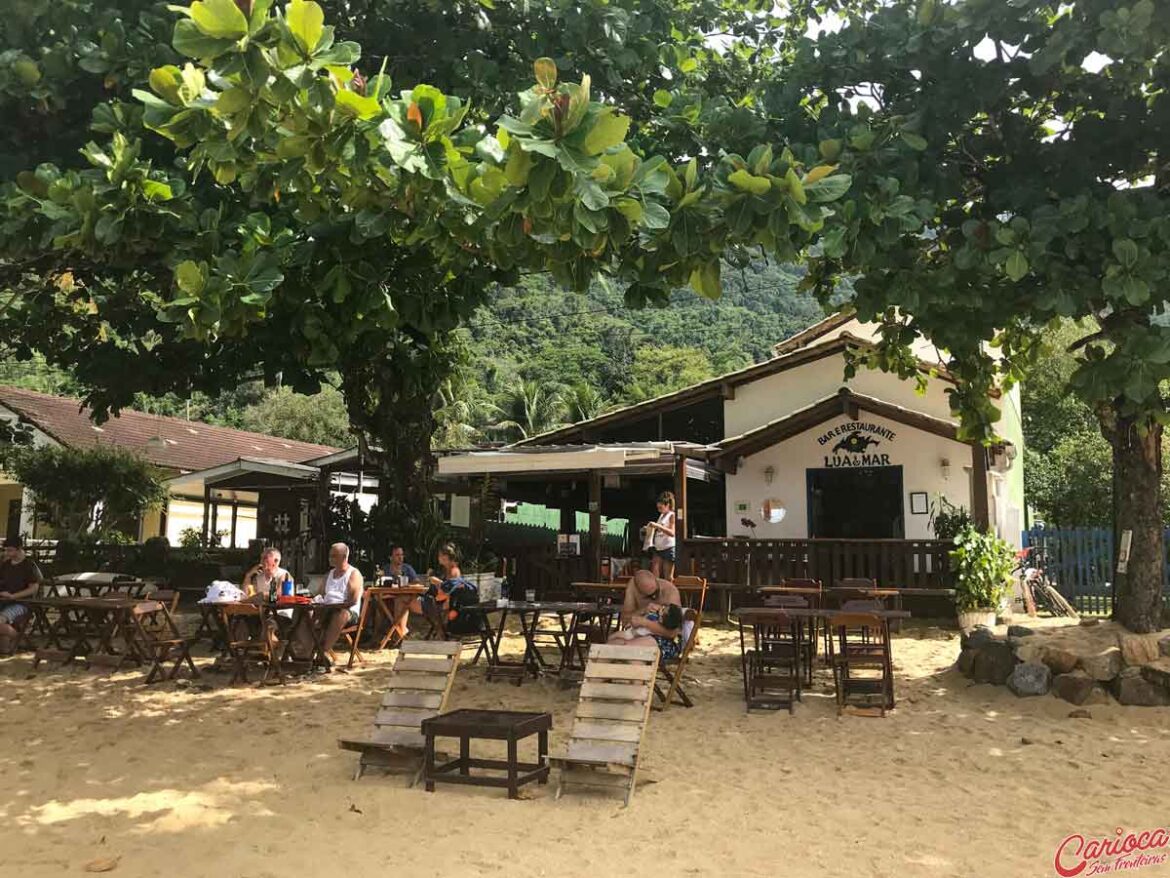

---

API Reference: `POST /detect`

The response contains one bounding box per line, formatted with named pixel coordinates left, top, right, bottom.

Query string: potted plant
left=949, top=524, right=1015, bottom=630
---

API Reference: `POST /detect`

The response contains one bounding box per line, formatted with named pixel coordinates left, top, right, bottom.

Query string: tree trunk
left=338, top=330, right=455, bottom=565
left=1103, top=407, right=1164, bottom=632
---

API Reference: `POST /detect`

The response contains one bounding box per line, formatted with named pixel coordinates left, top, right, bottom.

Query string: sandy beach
left=4, top=620, right=1170, bottom=878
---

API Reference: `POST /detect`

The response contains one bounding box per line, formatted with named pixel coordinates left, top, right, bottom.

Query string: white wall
left=724, top=353, right=959, bottom=438
left=802, top=317, right=948, bottom=363
left=724, top=411, right=972, bottom=539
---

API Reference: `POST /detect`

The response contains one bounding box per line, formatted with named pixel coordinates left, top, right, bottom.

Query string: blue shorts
left=0, top=603, right=29, bottom=626
left=653, top=546, right=676, bottom=563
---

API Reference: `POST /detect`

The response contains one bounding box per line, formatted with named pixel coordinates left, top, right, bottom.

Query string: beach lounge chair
left=550, top=643, right=658, bottom=807
left=654, top=606, right=701, bottom=710
left=338, top=640, right=462, bottom=783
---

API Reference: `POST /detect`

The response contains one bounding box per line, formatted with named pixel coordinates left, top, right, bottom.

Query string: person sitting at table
left=380, top=545, right=419, bottom=584
left=298, top=542, right=363, bottom=668
left=607, top=569, right=682, bottom=659
left=408, top=543, right=478, bottom=636
left=0, top=536, right=43, bottom=655
left=242, top=547, right=292, bottom=601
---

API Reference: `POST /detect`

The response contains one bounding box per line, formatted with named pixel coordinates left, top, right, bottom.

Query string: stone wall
left=956, top=620, right=1170, bottom=707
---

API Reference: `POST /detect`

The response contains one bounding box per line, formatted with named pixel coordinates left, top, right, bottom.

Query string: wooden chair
left=761, top=595, right=815, bottom=685
left=550, top=644, right=658, bottom=807
left=338, top=640, right=462, bottom=783
left=654, top=606, right=702, bottom=710
left=125, top=601, right=200, bottom=685
left=329, top=609, right=364, bottom=669
left=739, top=612, right=803, bottom=712
left=221, top=604, right=285, bottom=686
left=672, top=574, right=708, bottom=610
left=827, top=612, right=894, bottom=717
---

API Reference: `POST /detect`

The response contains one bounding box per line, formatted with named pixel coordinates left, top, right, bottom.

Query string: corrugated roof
left=0, top=385, right=339, bottom=473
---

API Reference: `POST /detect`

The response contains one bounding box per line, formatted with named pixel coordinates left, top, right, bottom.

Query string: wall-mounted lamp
left=940, top=457, right=951, bottom=481
left=763, top=465, right=775, bottom=485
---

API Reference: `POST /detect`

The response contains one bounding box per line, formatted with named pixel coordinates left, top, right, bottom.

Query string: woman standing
left=645, top=491, right=677, bottom=580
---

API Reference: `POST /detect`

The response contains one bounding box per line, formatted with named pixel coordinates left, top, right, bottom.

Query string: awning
left=436, top=442, right=721, bottom=481
left=166, top=457, right=321, bottom=495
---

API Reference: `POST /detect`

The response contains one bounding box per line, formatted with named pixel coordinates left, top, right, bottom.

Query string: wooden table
left=350, top=584, right=427, bottom=667
left=478, top=601, right=619, bottom=683
left=25, top=596, right=146, bottom=670
left=422, top=709, right=551, bottom=799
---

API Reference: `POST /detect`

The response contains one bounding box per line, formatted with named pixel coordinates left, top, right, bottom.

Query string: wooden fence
left=679, top=538, right=954, bottom=590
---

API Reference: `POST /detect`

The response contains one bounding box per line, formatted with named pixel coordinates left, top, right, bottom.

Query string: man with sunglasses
left=608, top=569, right=683, bottom=659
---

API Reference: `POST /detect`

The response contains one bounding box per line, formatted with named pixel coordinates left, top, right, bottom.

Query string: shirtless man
left=607, top=569, right=682, bottom=659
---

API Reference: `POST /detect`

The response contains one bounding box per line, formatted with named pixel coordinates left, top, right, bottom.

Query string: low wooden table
left=422, top=709, right=551, bottom=799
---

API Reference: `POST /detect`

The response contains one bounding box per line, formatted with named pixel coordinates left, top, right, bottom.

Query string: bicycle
left=1014, top=545, right=1079, bottom=618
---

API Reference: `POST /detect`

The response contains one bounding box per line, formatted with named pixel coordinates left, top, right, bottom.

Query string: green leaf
left=688, top=260, right=721, bottom=299
left=149, top=66, right=183, bottom=104
left=614, top=198, right=643, bottom=224
left=900, top=131, right=928, bottom=151
left=142, top=179, right=174, bottom=201
left=582, top=110, right=630, bottom=156
left=1005, top=251, right=1029, bottom=281
left=189, top=0, right=249, bottom=39
left=533, top=57, right=558, bottom=89
left=173, top=19, right=237, bottom=58
left=214, top=86, right=251, bottom=115
left=175, top=260, right=206, bottom=295
left=334, top=88, right=382, bottom=119
left=727, top=169, right=771, bottom=195
left=803, top=164, right=838, bottom=185
left=287, top=0, right=325, bottom=54
left=505, top=147, right=533, bottom=186
left=804, top=174, right=852, bottom=203
left=641, top=201, right=670, bottom=230
left=785, top=167, right=806, bottom=205
left=652, top=89, right=672, bottom=108
left=12, top=58, right=41, bottom=86
left=818, top=139, right=842, bottom=161
left=1112, top=238, right=1139, bottom=269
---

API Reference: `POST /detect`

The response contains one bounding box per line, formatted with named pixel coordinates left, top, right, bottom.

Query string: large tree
left=764, top=0, right=1170, bottom=630
left=0, top=0, right=873, bottom=558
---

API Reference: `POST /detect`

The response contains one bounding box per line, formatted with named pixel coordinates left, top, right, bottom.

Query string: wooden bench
left=550, top=643, right=658, bottom=806
left=338, top=640, right=461, bottom=783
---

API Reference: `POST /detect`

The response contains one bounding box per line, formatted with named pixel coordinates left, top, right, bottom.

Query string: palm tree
left=565, top=382, right=605, bottom=424
left=488, top=379, right=568, bottom=441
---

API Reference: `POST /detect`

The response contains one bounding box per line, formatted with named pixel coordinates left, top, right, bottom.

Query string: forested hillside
left=0, top=261, right=827, bottom=446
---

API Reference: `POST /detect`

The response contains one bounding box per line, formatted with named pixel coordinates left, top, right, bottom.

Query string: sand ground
left=3, top=619, right=1170, bottom=878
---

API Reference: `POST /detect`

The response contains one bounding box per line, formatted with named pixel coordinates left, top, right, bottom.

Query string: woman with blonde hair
left=644, top=490, right=677, bottom=579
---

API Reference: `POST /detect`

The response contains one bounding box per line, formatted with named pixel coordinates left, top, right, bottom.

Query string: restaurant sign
left=817, top=422, right=896, bottom=468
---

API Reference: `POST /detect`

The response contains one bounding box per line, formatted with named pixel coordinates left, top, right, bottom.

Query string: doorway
left=807, top=466, right=905, bottom=538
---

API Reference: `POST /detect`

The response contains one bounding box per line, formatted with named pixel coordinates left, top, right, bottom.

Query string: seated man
left=0, top=536, right=42, bottom=655
left=300, top=542, right=363, bottom=668
left=380, top=545, right=419, bottom=584
left=242, top=547, right=292, bottom=602
left=607, top=569, right=683, bottom=659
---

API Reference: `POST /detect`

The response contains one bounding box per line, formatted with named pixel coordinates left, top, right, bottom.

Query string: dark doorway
left=807, top=466, right=905, bottom=538
left=6, top=497, right=20, bottom=540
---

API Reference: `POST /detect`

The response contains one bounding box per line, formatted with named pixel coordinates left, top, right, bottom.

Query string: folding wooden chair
left=654, top=606, right=702, bottom=710
left=827, top=612, right=894, bottom=717
left=338, top=640, right=462, bottom=783
left=550, top=644, right=658, bottom=807
left=328, top=609, right=364, bottom=669
left=672, top=574, right=708, bottom=611
left=125, top=600, right=200, bottom=685
left=221, top=604, right=284, bottom=686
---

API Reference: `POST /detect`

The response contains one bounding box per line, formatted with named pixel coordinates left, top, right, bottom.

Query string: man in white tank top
left=311, top=542, right=364, bottom=667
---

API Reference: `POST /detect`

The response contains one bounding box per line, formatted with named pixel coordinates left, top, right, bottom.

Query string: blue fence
left=1022, top=526, right=1170, bottom=616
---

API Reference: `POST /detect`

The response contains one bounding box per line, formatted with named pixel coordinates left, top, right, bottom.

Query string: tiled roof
left=0, top=385, right=339, bottom=473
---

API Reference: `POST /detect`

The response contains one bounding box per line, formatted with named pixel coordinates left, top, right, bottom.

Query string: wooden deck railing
left=679, top=538, right=953, bottom=589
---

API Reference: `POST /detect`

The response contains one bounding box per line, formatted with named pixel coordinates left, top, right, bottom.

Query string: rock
left=1040, top=646, right=1079, bottom=675
left=1052, top=670, right=1100, bottom=706
left=956, top=648, right=977, bottom=677
left=1083, top=685, right=1114, bottom=706
left=1008, top=662, right=1051, bottom=697
left=1015, top=642, right=1045, bottom=663
left=961, top=626, right=996, bottom=650
left=1140, top=658, right=1170, bottom=692
left=971, top=642, right=1017, bottom=685
left=1080, top=618, right=1104, bottom=627
left=1008, top=625, right=1036, bottom=638
left=1068, top=709, right=1093, bottom=719
left=1159, top=636, right=1170, bottom=658
left=1118, top=633, right=1162, bottom=667
left=1080, top=646, right=1122, bottom=681
left=1111, top=672, right=1170, bottom=706
left=1020, top=737, right=1034, bottom=745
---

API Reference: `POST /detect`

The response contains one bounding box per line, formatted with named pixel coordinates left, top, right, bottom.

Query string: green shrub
left=949, top=524, right=1016, bottom=612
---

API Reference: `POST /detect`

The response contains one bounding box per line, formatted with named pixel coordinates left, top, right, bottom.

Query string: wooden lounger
left=550, top=643, right=658, bottom=807
left=338, top=640, right=461, bottom=783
